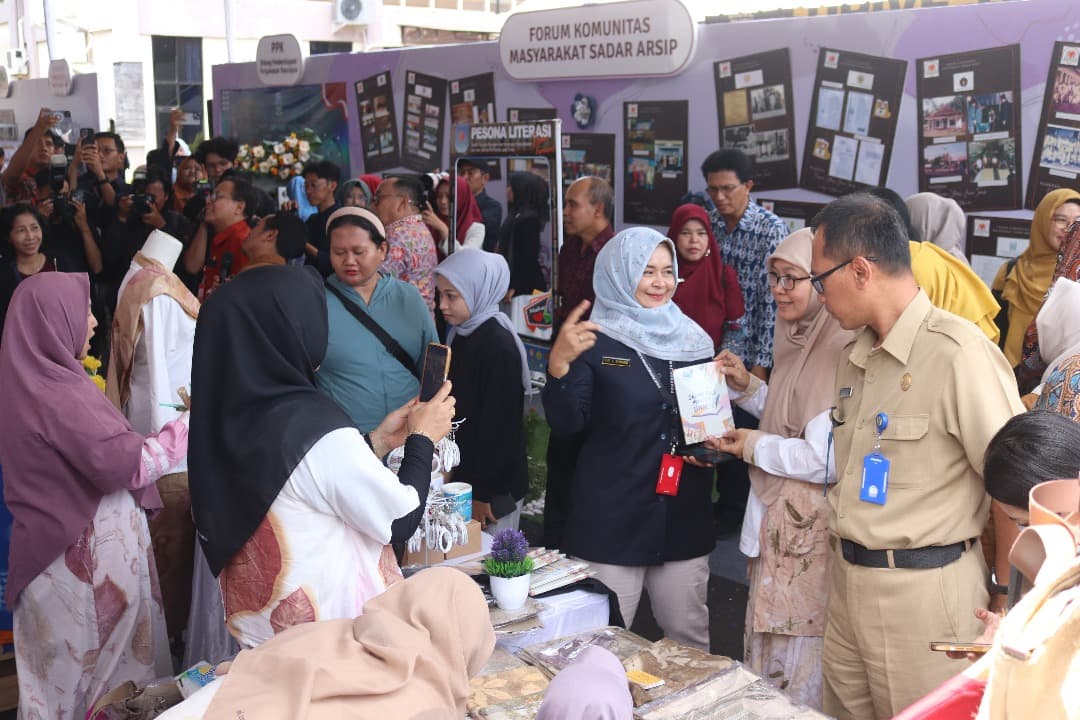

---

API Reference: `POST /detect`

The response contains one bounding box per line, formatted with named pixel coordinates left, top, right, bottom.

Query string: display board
left=756, top=198, right=826, bottom=233
left=506, top=108, right=557, bottom=178
left=450, top=73, right=500, bottom=178
left=1027, top=41, right=1080, bottom=209
left=562, top=133, right=616, bottom=196
left=355, top=71, right=400, bottom=173
left=450, top=119, right=563, bottom=342
left=401, top=70, right=448, bottom=173
left=714, top=48, right=798, bottom=190
left=966, top=215, right=1032, bottom=288
left=801, top=48, right=906, bottom=197
left=623, top=100, right=688, bottom=226
left=916, top=44, right=1022, bottom=211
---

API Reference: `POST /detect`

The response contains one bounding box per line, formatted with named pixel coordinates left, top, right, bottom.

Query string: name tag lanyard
left=860, top=412, right=890, bottom=505
left=636, top=351, right=685, bottom=496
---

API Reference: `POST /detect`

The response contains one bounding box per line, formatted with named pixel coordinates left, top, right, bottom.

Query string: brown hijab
left=204, top=566, right=494, bottom=720
left=751, top=229, right=856, bottom=506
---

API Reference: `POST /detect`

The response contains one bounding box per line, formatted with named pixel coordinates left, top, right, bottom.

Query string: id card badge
left=656, top=453, right=683, bottom=496
left=859, top=452, right=889, bottom=505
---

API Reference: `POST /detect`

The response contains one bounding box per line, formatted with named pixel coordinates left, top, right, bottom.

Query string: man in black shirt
left=301, top=160, right=341, bottom=277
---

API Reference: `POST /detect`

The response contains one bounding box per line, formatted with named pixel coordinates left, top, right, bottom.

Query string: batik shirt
left=703, top=196, right=787, bottom=369
left=380, top=214, right=438, bottom=311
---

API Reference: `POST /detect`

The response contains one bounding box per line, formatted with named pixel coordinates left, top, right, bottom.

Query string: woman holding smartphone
left=708, top=228, right=856, bottom=709
left=542, top=227, right=716, bottom=651
left=434, top=249, right=529, bottom=532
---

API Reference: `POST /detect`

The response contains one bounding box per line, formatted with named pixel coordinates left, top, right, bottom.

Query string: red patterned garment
left=380, top=214, right=438, bottom=311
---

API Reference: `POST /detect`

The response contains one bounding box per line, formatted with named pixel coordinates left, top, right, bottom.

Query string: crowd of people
left=0, top=106, right=1078, bottom=720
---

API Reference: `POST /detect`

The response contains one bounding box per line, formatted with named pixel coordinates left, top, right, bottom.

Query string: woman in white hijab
left=433, top=249, right=531, bottom=533
left=541, top=227, right=716, bottom=651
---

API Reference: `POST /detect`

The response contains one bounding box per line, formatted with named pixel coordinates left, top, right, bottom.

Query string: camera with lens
left=47, top=155, right=77, bottom=221
left=418, top=172, right=442, bottom=213
left=130, top=169, right=152, bottom=217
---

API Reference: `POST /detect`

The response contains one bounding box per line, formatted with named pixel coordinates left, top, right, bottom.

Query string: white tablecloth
left=439, top=534, right=611, bottom=652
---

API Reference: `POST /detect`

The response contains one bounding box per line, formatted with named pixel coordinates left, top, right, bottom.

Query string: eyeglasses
left=810, top=256, right=877, bottom=294
left=373, top=192, right=401, bottom=204
left=706, top=183, right=745, bottom=197
left=1051, top=214, right=1078, bottom=229
left=767, top=272, right=811, bottom=290
left=209, top=191, right=234, bottom=202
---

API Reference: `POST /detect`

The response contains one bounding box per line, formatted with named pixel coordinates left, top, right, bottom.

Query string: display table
left=436, top=533, right=612, bottom=652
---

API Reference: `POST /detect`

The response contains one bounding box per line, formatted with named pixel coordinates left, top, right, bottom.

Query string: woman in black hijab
left=498, top=172, right=551, bottom=297
left=188, top=264, right=455, bottom=648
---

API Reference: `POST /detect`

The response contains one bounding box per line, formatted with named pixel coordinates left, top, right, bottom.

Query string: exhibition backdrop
left=211, top=0, right=1079, bottom=231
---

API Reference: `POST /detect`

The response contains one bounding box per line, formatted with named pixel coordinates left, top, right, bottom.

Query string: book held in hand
left=672, top=360, right=735, bottom=444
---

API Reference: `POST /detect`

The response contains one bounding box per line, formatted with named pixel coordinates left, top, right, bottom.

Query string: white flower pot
left=490, top=573, right=531, bottom=611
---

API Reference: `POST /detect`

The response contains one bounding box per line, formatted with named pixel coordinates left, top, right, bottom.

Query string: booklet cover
left=672, top=361, right=735, bottom=445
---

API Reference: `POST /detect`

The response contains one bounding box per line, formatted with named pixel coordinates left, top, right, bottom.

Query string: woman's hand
left=473, top=501, right=497, bottom=530
left=707, top=428, right=750, bottom=459
left=421, top=207, right=449, bottom=241
left=370, top=398, right=418, bottom=457
left=407, top=380, right=455, bottom=443
left=715, top=349, right=750, bottom=393
left=946, top=607, right=1002, bottom=661
left=548, top=300, right=600, bottom=379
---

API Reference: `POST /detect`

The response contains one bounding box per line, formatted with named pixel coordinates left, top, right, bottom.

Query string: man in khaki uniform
left=808, top=194, right=1024, bottom=720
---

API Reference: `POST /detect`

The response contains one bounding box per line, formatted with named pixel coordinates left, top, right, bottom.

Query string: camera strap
left=325, top=282, right=421, bottom=380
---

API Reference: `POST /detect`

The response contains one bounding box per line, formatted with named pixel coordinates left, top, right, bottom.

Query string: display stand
left=1027, top=41, right=1080, bottom=208
left=714, top=48, right=799, bottom=190
left=801, top=48, right=906, bottom=197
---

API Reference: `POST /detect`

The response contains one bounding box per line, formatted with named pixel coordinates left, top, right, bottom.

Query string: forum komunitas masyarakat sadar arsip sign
left=499, top=0, right=697, bottom=81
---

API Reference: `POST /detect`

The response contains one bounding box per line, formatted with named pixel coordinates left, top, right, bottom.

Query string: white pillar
left=41, top=0, right=57, bottom=61
left=224, top=0, right=236, bottom=63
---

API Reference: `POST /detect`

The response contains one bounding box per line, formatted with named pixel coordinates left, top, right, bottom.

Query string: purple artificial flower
left=490, top=529, right=529, bottom=563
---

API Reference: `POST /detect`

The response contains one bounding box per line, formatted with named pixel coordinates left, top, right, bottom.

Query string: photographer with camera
left=72, top=132, right=127, bottom=234
left=102, top=166, right=192, bottom=293
left=32, top=164, right=102, bottom=275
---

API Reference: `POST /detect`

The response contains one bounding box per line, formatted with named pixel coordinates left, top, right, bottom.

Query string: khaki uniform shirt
left=829, top=290, right=1024, bottom=550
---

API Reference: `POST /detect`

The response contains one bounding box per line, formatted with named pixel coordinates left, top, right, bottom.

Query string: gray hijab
left=906, top=192, right=969, bottom=262
left=434, top=249, right=531, bottom=391
left=590, top=227, right=713, bottom=361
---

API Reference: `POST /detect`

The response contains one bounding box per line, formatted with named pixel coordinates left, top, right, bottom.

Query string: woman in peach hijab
left=158, top=567, right=493, bottom=720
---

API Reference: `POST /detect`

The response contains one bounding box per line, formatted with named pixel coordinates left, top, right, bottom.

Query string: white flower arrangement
left=233, top=130, right=325, bottom=181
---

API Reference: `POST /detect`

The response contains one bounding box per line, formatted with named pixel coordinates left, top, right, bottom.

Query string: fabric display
left=621, top=638, right=738, bottom=706
left=517, top=626, right=653, bottom=678
left=466, top=666, right=550, bottom=718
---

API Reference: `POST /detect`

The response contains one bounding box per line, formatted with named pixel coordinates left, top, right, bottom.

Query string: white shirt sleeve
left=286, top=427, right=420, bottom=546
left=739, top=488, right=766, bottom=558
left=462, top=222, right=485, bottom=249
left=730, top=377, right=768, bottom=419
left=750, top=409, right=835, bottom=484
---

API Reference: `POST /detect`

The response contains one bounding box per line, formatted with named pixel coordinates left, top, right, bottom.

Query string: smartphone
left=928, top=642, right=991, bottom=655
left=79, top=128, right=95, bottom=145
left=419, top=342, right=451, bottom=402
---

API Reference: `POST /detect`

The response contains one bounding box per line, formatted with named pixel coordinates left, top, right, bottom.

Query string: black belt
left=840, top=538, right=974, bottom=569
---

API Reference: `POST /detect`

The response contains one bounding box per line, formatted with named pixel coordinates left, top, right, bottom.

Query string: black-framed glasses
left=810, top=256, right=877, bottom=294
left=767, top=272, right=811, bottom=290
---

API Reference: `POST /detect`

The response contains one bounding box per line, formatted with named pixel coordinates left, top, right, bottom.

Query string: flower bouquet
left=236, top=129, right=322, bottom=181
left=83, top=355, right=105, bottom=392
left=484, top=529, right=534, bottom=611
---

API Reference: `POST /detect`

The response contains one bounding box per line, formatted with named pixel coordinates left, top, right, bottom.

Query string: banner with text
left=499, top=0, right=696, bottom=81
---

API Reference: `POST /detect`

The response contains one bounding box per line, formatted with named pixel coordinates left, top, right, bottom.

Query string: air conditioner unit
left=334, top=0, right=376, bottom=26
left=5, top=49, right=28, bottom=76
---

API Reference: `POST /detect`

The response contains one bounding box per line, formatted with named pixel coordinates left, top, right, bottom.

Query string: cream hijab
left=204, top=567, right=494, bottom=720
left=752, top=229, right=856, bottom=506
left=1036, top=277, right=1080, bottom=385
